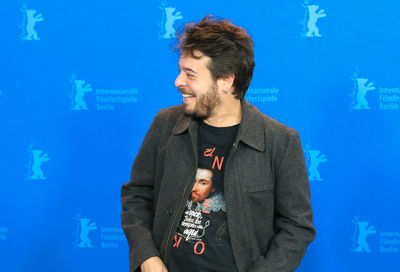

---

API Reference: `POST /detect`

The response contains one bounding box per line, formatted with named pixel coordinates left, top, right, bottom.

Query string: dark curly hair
left=175, top=15, right=255, bottom=100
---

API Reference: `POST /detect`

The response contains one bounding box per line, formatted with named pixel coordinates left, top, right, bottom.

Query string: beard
left=190, top=192, right=202, bottom=203
left=181, top=82, right=220, bottom=120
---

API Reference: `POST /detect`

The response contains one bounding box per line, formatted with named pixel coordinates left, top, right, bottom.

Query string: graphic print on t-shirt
left=169, top=121, right=239, bottom=272
left=174, top=166, right=226, bottom=250
left=173, top=143, right=232, bottom=254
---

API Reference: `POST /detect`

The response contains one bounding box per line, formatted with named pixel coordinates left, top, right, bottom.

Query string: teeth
left=183, top=94, right=194, bottom=98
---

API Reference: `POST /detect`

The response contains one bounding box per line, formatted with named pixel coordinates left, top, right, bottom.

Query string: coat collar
left=172, top=98, right=265, bottom=152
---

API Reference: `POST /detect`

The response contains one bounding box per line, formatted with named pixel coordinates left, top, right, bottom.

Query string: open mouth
left=182, top=94, right=195, bottom=103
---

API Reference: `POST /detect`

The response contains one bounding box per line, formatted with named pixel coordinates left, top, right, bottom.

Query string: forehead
left=178, top=52, right=211, bottom=72
left=196, top=169, right=213, bottom=181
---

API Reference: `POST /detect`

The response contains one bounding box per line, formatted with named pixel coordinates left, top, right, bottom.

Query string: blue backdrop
left=1, top=0, right=399, bottom=271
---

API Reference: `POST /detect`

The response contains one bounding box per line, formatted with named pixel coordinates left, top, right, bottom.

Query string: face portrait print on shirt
left=174, top=145, right=228, bottom=244
left=175, top=166, right=227, bottom=247
left=191, top=168, right=216, bottom=203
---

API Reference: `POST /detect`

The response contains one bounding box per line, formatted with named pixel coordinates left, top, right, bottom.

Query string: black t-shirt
left=168, top=120, right=239, bottom=272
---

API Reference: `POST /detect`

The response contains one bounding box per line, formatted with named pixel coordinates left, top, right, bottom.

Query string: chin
left=184, top=108, right=210, bottom=120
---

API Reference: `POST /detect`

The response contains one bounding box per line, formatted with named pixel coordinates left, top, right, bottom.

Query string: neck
left=203, top=99, right=242, bottom=127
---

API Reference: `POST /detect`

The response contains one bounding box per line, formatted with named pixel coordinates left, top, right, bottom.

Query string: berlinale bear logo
left=21, top=5, right=44, bottom=41
left=351, top=215, right=376, bottom=253
left=75, top=214, right=98, bottom=248
left=352, top=77, right=376, bottom=110
left=69, top=74, right=93, bottom=111
left=159, top=2, right=183, bottom=39
left=304, top=144, right=328, bottom=182
left=27, top=144, right=50, bottom=180
left=301, top=1, right=326, bottom=37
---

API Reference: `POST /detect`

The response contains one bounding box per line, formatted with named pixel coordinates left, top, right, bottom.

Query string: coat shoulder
left=151, top=104, right=186, bottom=136
left=249, top=103, right=297, bottom=138
left=156, top=104, right=185, bottom=122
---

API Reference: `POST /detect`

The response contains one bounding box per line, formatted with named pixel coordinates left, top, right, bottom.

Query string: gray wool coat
left=121, top=99, right=316, bottom=272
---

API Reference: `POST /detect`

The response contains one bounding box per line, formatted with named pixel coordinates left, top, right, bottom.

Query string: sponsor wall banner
left=0, top=0, right=399, bottom=271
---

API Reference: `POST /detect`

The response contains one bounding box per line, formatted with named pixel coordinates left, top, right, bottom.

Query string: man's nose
left=192, top=183, right=199, bottom=191
left=175, top=72, right=185, bottom=88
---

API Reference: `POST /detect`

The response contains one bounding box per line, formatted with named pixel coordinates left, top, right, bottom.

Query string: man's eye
left=187, top=74, right=195, bottom=78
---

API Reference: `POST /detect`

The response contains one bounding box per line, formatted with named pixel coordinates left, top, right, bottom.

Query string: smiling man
left=177, top=51, right=221, bottom=120
left=121, top=15, right=315, bottom=272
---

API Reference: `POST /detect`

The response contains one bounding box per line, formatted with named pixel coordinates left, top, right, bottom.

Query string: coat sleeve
left=121, top=109, right=166, bottom=272
left=248, top=129, right=316, bottom=272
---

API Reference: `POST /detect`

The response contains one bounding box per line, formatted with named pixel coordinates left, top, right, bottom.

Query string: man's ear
left=218, top=73, right=235, bottom=91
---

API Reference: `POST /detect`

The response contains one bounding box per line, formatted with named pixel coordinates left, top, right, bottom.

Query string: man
left=121, top=15, right=316, bottom=272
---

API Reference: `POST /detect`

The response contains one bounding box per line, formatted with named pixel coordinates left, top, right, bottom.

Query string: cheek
left=199, top=185, right=212, bottom=194
left=188, top=82, right=203, bottom=94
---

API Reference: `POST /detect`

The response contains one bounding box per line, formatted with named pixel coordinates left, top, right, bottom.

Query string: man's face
left=175, top=52, right=220, bottom=119
left=191, top=168, right=216, bottom=203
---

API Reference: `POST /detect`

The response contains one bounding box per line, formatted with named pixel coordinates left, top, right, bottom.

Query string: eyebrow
left=199, top=179, right=211, bottom=183
left=178, top=64, right=197, bottom=75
